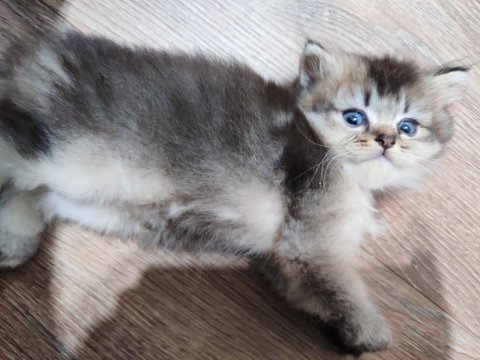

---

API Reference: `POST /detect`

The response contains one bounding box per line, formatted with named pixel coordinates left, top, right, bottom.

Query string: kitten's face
left=296, top=41, right=468, bottom=190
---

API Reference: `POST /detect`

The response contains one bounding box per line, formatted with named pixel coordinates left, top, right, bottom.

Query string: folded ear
left=299, top=40, right=332, bottom=87
left=431, top=66, right=469, bottom=106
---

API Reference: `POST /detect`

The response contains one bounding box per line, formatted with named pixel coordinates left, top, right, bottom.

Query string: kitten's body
left=0, top=32, right=466, bottom=355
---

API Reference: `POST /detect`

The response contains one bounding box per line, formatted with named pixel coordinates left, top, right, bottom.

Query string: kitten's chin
left=342, top=160, right=429, bottom=191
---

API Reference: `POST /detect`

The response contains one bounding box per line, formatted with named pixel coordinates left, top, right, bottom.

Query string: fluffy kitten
left=0, top=32, right=467, bottom=355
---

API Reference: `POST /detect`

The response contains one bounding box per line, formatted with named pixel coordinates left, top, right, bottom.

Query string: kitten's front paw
left=328, top=308, right=391, bottom=356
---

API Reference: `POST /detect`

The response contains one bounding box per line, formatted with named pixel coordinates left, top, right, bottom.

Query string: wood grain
left=0, top=1, right=479, bottom=359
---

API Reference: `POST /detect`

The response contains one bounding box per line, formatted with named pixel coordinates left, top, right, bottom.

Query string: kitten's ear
left=299, top=40, right=332, bottom=87
left=430, top=66, right=469, bottom=106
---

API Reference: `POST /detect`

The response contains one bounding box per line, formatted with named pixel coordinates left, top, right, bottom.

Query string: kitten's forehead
left=307, top=54, right=424, bottom=109
left=332, top=56, right=430, bottom=125
left=365, top=56, right=419, bottom=96
left=334, top=80, right=414, bottom=115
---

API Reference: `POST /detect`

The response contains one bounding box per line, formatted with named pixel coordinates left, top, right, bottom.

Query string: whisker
left=318, top=152, right=345, bottom=192
left=294, top=161, right=327, bottom=180
left=321, top=157, right=344, bottom=195
left=340, top=133, right=357, bottom=144
left=303, top=150, right=335, bottom=190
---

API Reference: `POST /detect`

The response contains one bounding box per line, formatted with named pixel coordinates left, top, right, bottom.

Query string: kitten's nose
left=375, top=134, right=396, bottom=149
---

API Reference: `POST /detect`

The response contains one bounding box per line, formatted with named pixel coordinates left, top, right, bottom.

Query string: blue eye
left=398, top=119, right=418, bottom=136
left=342, top=109, right=367, bottom=127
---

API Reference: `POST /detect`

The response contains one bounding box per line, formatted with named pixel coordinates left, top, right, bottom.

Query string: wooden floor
left=0, top=1, right=479, bottom=359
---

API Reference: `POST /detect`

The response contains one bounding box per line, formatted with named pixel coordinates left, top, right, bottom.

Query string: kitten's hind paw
left=0, top=189, right=45, bottom=269
left=0, top=232, right=41, bottom=269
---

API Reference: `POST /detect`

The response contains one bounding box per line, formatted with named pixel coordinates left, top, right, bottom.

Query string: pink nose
left=375, top=134, right=396, bottom=149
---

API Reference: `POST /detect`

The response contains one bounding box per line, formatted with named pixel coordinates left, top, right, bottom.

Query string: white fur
left=204, top=182, right=285, bottom=253
left=40, top=192, right=143, bottom=237
left=0, top=191, right=43, bottom=238
left=167, top=202, right=192, bottom=218
left=36, top=47, right=72, bottom=85
left=14, top=47, right=71, bottom=109
left=12, top=140, right=174, bottom=205
left=337, top=186, right=380, bottom=249
left=280, top=173, right=379, bottom=259
left=430, top=70, right=469, bottom=105
left=0, top=190, right=44, bottom=267
left=0, top=138, right=20, bottom=186
left=325, top=174, right=380, bottom=253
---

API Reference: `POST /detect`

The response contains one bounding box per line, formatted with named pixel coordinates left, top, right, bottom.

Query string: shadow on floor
left=0, top=244, right=455, bottom=360
left=365, top=249, right=453, bottom=360
left=71, top=264, right=341, bottom=360
left=67, top=250, right=452, bottom=360
left=0, top=232, right=69, bottom=359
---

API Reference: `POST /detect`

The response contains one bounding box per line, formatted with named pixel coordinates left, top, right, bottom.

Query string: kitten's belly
left=39, top=184, right=286, bottom=253
left=13, top=139, right=287, bottom=252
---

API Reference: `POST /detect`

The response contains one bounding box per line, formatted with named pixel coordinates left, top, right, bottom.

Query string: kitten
left=0, top=32, right=467, bottom=355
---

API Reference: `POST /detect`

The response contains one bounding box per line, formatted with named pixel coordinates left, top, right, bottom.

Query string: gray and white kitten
left=0, top=32, right=467, bottom=355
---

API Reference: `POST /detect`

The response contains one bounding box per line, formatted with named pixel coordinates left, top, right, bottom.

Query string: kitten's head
left=295, top=40, right=468, bottom=190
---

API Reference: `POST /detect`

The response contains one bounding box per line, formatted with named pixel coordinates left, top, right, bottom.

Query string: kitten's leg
left=164, top=182, right=387, bottom=353
left=0, top=186, right=46, bottom=268
left=258, top=231, right=390, bottom=355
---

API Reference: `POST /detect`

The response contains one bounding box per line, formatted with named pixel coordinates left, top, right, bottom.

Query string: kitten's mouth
left=369, top=151, right=391, bottom=163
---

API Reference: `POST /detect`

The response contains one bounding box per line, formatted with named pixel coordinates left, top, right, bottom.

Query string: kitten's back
left=3, top=32, right=289, bottom=168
